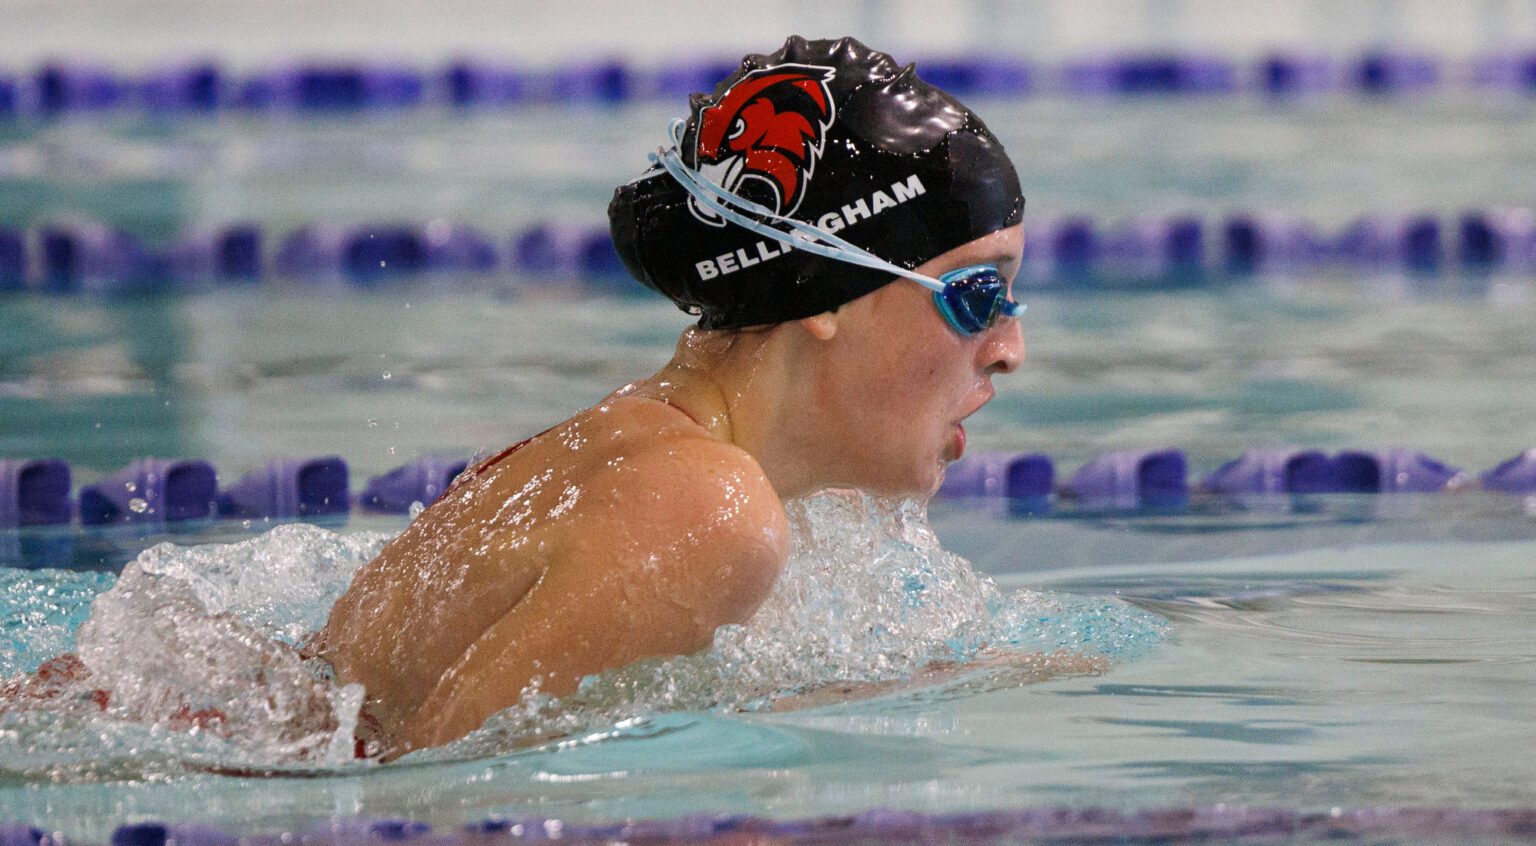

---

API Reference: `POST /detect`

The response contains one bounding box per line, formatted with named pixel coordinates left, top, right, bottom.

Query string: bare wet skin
left=314, top=225, right=1036, bottom=758
left=316, top=390, right=789, bottom=758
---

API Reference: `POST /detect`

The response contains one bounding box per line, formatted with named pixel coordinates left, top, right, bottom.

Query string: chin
left=847, top=467, right=936, bottom=500
left=839, top=444, right=949, bottom=499
left=891, top=461, right=948, bottom=500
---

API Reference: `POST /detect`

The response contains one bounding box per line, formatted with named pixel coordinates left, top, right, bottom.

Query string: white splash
left=0, top=492, right=1165, bottom=776
left=446, top=492, right=1166, bottom=759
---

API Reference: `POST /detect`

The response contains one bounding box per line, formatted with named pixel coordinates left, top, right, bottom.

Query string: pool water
left=2, top=492, right=1534, bottom=842
left=2, top=94, right=1536, bottom=842
left=3, top=283, right=1533, bottom=482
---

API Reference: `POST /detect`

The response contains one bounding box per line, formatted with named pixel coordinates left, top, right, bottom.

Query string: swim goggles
left=650, top=120, right=1024, bottom=336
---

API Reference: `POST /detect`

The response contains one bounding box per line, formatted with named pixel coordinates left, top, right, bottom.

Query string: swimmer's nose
left=980, top=317, right=1025, bottom=375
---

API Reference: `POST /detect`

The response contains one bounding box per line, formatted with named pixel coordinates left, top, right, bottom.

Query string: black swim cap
left=608, top=36, right=1024, bottom=330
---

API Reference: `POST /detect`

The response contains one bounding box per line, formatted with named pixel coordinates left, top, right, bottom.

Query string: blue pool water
left=2, top=490, right=1534, bottom=842
left=2, top=96, right=1536, bottom=842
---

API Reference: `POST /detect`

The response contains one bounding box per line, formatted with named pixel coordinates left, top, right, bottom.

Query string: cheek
left=864, top=342, right=962, bottom=434
left=830, top=295, right=970, bottom=440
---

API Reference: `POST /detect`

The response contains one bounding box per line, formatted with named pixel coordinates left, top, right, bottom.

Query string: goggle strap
left=652, top=121, right=947, bottom=295
left=656, top=148, right=943, bottom=294
left=653, top=120, right=1025, bottom=327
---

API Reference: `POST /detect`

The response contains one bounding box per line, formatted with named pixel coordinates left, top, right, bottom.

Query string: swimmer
left=311, top=35, right=1031, bottom=759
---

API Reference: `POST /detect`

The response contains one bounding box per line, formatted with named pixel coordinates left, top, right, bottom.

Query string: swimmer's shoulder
left=585, top=397, right=791, bottom=617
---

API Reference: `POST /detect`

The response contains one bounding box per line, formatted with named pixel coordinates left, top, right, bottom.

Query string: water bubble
left=124, top=481, right=137, bottom=493
left=388, top=446, right=397, bottom=455
left=367, top=419, right=379, bottom=428
left=459, top=491, right=1166, bottom=757
left=408, top=501, right=426, bottom=518
left=54, top=524, right=393, bottom=769
left=241, top=520, right=253, bottom=529
left=128, top=497, right=149, bottom=514
left=7, top=492, right=1163, bottom=773
left=382, top=372, right=392, bottom=380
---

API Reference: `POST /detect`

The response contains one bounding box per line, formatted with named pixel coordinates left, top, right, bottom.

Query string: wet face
left=807, top=225, right=1026, bottom=496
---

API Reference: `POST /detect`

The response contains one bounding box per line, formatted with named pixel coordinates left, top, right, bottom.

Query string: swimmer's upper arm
left=394, top=440, right=788, bottom=754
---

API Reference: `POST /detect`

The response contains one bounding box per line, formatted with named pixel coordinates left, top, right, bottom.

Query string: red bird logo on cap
left=689, top=64, right=836, bottom=227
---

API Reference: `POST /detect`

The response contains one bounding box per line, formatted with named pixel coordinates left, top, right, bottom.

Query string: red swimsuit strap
left=460, top=426, right=553, bottom=484
left=455, top=397, right=706, bottom=489
left=468, top=437, right=534, bottom=479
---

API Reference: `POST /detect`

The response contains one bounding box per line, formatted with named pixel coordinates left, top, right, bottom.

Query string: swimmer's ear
left=797, top=311, right=839, bottom=341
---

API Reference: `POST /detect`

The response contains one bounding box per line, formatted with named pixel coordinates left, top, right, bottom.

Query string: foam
left=442, top=491, right=1166, bottom=760
left=0, top=492, right=1164, bottom=775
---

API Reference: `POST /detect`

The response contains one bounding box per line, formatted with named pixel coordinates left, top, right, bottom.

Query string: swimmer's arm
left=393, top=442, right=788, bottom=755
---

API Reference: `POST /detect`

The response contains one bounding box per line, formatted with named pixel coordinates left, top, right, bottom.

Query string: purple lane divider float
left=537, top=60, right=632, bottom=104
left=444, top=60, right=528, bottom=107
left=239, top=64, right=424, bottom=111
left=420, top=221, right=499, bottom=274
left=1459, top=208, right=1536, bottom=269
left=216, top=456, right=350, bottom=519
left=78, top=459, right=218, bottom=525
left=0, top=227, right=24, bottom=291
left=1480, top=449, right=1536, bottom=493
left=109, top=823, right=238, bottom=846
left=359, top=456, right=469, bottom=514
left=1064, top=448, right=1188, bottom=506
left=1258, top=53, right=1340, bottom=94
left=166, top=225, right=262, bottom=284
left=909, top=56, right=1034, bottom=97
left=276, top=223, right=500, bottom=283
left=0, top=74, right=16, bottom=118
left=938, top=452, right=1006, bottom=498
left=344, top=225, right=428, bottom=283
left=267, top=819, right=437, bottom=846
left=110, top=824, right=168, bottom=846
left=0, top=824, right=47, bottom=846
left=1101, top=216, right=1205, bottom=279
left=1059, top=54, right=1236, bottom=95
left=139, top=63, right=224, bottom=112
left=1222, top=213, right=1329, bottom=275
left=0, top=459, right=71, bottom=527
left=32, top=62, right=125, bottom=114
left=1342, top=448, right=1466, bottom=493
left=1471, top=51, right=1536, bottom=92
left=511, top=224, right=626, bottom=281
left=361, top=820, right=430, bottom=841
left=31, top=807, right=1536, bottom=846
left=39, top=223, right=159, bottom=293
left=1356, top=51, right=1441, bottom=94
left=938, top=452, right=1054, bottom=500
left=1337, top=213, right=1444, bottom=272
left=1019, top=216, right=1100, bottom=283
left=274, top=224, right=349, bottom=281
left=1207, top=448, right=1462, bottom=494
left=1203, top=448, right=1337, bottom=495
left=648, top=58, right=742, bottom=99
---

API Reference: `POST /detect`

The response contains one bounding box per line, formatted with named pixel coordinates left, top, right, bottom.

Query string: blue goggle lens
left=932, top=264, right=1023, bottom=336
